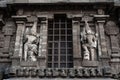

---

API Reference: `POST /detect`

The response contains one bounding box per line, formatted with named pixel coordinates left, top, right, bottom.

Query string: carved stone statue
left=23, top=19, right=39, bottom=61
left=81, top=20, right=98, bottom=60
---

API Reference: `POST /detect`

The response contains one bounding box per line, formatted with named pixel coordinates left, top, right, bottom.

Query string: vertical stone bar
left=12, top=21, right=25, bottom=66
left=72, top=15, right=82, bottom=68
left=38, top=19, right=48, bottom=68
left=38, top=22, right=43, bottom=56
left=14, top=22, right=25, bottom=58
left=94, top=15, right=109, bottom=66
left=11, top=15, right=27, bottom=69
left=3, top=21, right=15, bottom=53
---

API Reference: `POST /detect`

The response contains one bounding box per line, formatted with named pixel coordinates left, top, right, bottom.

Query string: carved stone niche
left=80, top=16, right=99, bottom=67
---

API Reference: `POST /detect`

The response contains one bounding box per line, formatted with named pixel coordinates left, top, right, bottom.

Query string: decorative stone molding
left=8, top=67, right=118, bottom=78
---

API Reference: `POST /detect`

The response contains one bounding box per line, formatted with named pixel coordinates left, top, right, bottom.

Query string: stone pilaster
left=105, top=21, right=120, bottom=77
left=110, top=35, right=120, bottom=73
left=3, top=21, right=15, bottom=53
left=94, top=15, right=110, bottom=67
left=11, top=16, right=27, bottom=67
left=72, top=15, right=82, bottom=68
left=38, top=16, right=48, bottom=68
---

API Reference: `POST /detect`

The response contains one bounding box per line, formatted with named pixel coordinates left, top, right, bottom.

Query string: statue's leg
left=90, top=48, right=95, bottom=61
left=24, top=44, right=28, bottom=61
left=82, top=45, right=90, bottom=60
left=30, top=52, right=36, bottom=61
left=28, top=49, right=37, bottom=61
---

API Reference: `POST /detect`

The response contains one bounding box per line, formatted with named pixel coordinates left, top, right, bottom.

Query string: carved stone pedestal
left=82, top=61, right=99, bottom=67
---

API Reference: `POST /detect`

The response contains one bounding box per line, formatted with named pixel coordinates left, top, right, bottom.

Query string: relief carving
left=81, top=17, right=98, bottom=61
left=52, top=69, right=59, bottom=77
left=23, top=16, right=40, bottom=61
left=38, top=69, right=45, bottom=77
left=105, top=21, right=119, bottom=35
left=76, top=68, right=83, bottom=77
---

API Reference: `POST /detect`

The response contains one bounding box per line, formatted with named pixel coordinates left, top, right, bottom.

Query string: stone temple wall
left=0, top=2, right=120, bottom=80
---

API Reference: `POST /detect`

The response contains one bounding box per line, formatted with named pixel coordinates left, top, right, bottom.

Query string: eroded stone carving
left=76, top=68, right=83, bottom=77
left=23, top=17, right=39, bottom=61
left=105, top=21, right=119, bottom=35
left=81, top=19, right=98, bottom=60
left=68, top=69, right=75, bottom=77
left=89, top=68, right=96, bottom=77
left=45, top=68, right=52, bottom=77
left=83, top=68, right=90, bottom=77
left=31, top=68, right=37, bottom=77
left=96, top=68, right=103, bottom=77
left=60, top=69, right=67, bottom=77
left=52, top=69, right=59, bottom=77
left=38, top=69, right=45, bottom=77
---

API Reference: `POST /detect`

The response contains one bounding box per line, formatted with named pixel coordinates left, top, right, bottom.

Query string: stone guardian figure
left=23, top=19, right=39, bottom=61
left=81, top=20, right=98, bottom=60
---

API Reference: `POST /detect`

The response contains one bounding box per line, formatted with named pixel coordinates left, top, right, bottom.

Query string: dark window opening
left=47, top=14, right=73, bottom=68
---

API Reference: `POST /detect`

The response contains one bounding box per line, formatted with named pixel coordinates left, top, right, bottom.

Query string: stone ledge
left=20, top=61, right=37, bottom=67
left=82, top=61, right=99, bottom=67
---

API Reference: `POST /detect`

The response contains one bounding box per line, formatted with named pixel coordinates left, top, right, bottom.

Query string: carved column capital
left=72, top=20, right=80, bottom=25
left=12, top=15, right=27, bottom=23
left=72, top=14, right=82, bottom=21
left=37, top=15, right=47, bottom=21
left=94, top=15, right=109, bottom=22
